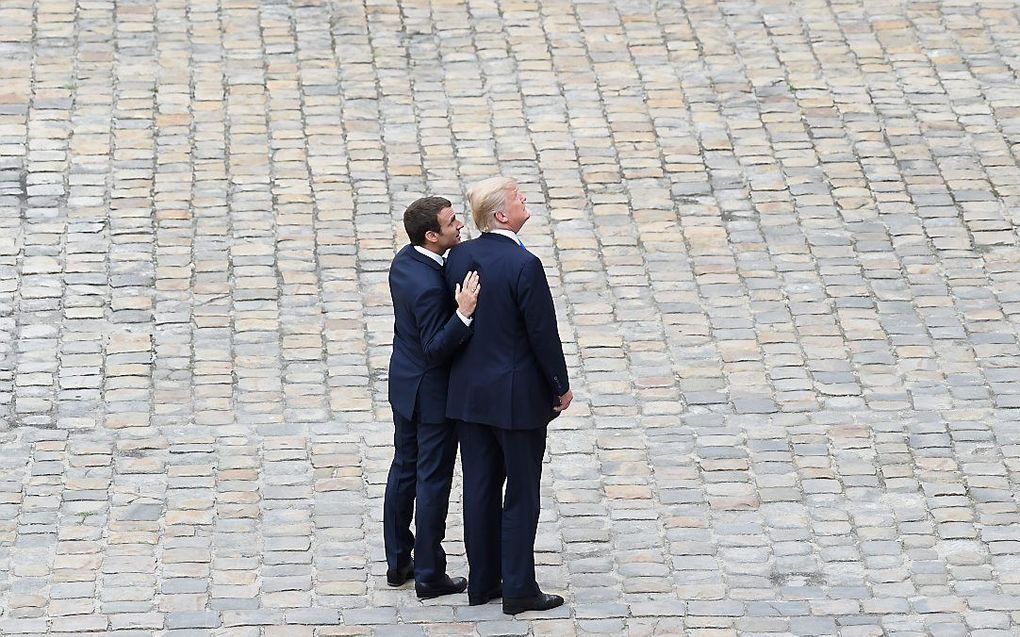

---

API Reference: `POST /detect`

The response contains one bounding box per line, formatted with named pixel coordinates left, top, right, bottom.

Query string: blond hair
left=467, top=176, right=516, bottom=232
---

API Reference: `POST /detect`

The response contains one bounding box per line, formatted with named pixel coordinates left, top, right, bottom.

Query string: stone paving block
left=166, top=611, right=222, bottom=630
left=286, top=608, right=341, bottom=625
left=476, top=621, right=529, bottom=637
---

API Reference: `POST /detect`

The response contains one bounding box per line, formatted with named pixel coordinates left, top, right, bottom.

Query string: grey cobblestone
left=0, top=0, right=1019, bottom=633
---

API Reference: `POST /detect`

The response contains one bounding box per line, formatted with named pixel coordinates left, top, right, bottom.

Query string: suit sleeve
left=518, top=258, right=570, bottom=396
left=415, top=284, right=472, bottom=366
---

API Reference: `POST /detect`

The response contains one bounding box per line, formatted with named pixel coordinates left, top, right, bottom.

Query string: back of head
left=403, top=196, right=452, bottom=245
left=467, top=176, right=515, bottom=232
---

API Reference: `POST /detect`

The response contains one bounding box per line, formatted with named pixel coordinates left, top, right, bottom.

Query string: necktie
left=518, top=238, right=526, bottom=250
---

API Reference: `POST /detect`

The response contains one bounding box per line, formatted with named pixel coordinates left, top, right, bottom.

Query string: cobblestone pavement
left=1, top=0, right=1020, bottom=634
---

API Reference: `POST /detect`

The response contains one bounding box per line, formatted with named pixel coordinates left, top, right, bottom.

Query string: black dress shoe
left=468, top=586, right=502, bottom=606
left=386, top=559, right=414, bottom=587
left=415, top=575, right=468, bottom=599
left=502, top=592, right=564, bottom=615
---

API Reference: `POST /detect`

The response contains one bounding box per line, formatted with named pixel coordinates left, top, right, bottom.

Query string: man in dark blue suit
left=385, top=196, right=481, bottom=599
left=444, top=177, right=573, bottom=615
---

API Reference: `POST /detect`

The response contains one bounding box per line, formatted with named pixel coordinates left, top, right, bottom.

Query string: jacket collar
left=413, top=245, right=445, bottom=267
left=487, top=228, right=521, bottom=244
left=406, top=244, right=443, bottom=270
left=481, top=231, right=520, bottom=245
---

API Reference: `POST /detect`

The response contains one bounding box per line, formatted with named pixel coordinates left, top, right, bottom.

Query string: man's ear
left=424, top=229, right=438, bottom=245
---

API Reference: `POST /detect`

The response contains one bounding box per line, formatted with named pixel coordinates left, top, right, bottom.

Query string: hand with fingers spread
left=455, top=270, right=481, bottom=318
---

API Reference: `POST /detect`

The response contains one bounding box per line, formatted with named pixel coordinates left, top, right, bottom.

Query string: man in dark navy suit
left=444, top=177, right=573, bottom=615
left=385, top=196, right=481, bottom=599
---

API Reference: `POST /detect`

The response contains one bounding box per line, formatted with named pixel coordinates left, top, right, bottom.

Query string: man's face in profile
left=503, top=185, right=530, bottom=231
left=433, top=206, right=464, bottom=252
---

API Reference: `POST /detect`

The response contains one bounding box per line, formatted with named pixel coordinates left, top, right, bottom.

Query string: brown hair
left=403, top=196, right=452, bottom=245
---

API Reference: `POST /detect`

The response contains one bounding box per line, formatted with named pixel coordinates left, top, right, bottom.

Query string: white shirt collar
left=488, top=228, right=521, bottom=244
left=413, top=245, right=445, bottom=266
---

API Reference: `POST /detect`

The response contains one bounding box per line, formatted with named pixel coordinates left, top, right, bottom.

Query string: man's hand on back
left=455, top=270, right=480, bottom=317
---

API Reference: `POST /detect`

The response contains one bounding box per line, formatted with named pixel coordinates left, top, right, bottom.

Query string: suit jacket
left=444, top=232, right=569, bottom=430
left=388, top=244, right=472, bottom=423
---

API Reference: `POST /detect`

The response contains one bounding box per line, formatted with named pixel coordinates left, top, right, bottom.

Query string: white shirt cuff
left=456, top=309, right=473, bottom=326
